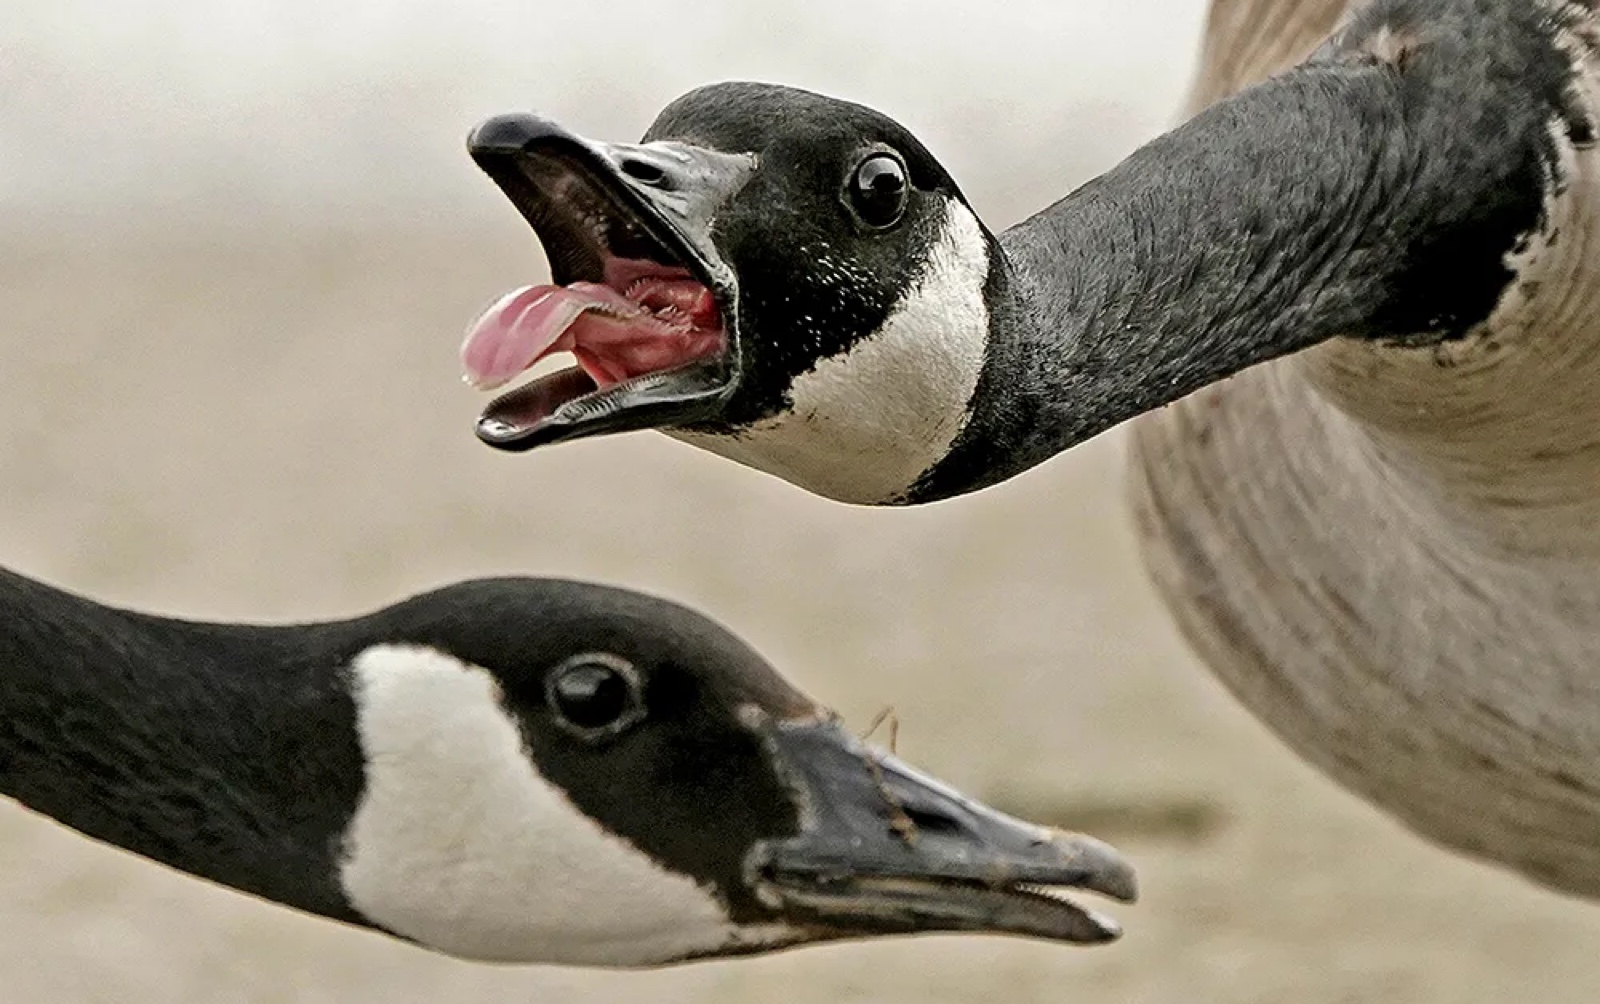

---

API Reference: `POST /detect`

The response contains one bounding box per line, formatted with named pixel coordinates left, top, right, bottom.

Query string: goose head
left=462, top=82, right=999, bottom=505
left=338, top=579, right=1134, bottom=966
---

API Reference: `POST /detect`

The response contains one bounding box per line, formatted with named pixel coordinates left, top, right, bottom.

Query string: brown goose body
left=1133, top=0, right=1600, bottom=893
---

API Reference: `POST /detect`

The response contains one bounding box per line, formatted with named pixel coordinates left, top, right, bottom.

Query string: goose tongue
left=461, top=283, right=632, bottom=390
left=461, top=279, right=723, bottom=392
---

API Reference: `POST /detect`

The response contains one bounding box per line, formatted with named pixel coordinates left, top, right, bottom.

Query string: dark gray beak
left=751, top=720, right=1137, bottom=945
left=464, top=113, right=754, bottom=450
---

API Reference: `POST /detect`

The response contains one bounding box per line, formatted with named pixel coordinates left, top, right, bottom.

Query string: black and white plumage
left=0, top=569, right=1134, bottom=967
left=461, top=0, right=1600, bottom=895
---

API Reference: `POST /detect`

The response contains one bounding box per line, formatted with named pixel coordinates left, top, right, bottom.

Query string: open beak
left=464, top=113, right=754, bottom=451
left=751, top=720, right=1137, bottom=946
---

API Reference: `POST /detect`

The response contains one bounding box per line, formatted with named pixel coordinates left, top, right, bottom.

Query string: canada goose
left=0, top=569, right=1134, bottom=966
left=457, top=0, right=1600, bottom=895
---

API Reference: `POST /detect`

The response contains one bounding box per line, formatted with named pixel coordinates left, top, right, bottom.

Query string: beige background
left=4, top=1, right=1600, bottom=1001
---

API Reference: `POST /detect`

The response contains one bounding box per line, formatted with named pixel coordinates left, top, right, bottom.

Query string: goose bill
left=750, top=720, right=1137, bottom=946
left=463, top=113, right=751, bottom=451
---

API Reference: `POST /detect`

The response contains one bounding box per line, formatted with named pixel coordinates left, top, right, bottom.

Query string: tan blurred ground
left=6, top=2, right=1600, bottom=1002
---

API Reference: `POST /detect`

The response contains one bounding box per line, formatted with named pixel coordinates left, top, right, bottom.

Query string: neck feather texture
left=0, top=568, right=369, bottom=926
left=912, top=0, right=1593, bottom=503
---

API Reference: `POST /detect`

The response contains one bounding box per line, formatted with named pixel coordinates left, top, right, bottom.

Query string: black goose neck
left=0, top=568, right=369, bottom=927
left=908, top=0, right=1584, bottom=503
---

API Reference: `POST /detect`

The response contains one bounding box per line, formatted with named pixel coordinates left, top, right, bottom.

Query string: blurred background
left=5, top=1, right=1600, bottom=1001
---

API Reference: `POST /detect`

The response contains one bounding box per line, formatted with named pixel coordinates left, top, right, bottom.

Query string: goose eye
left=848, top=153, right=908, bottom=229
left=546, top=654, right=644, bottom=738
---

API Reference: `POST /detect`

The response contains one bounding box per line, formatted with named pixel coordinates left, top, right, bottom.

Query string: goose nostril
left=899, top=804, right=965, bottom=835
left=620, top=158, right=668, bottom=186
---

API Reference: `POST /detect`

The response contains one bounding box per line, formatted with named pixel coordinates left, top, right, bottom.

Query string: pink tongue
left=460, top=283, right=641, bottom=390
left=462, top=277, right=725, bottom=395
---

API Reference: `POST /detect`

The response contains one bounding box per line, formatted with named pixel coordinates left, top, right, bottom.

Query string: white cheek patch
left=672, top=201, right=991, bottom=505
left=339, top=645, right=792, bottom=966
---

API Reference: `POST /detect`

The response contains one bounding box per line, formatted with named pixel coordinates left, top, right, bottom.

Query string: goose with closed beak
left=459, top=0, right=1600, bottom=896
left=0, top=569, right=1134, bottom=967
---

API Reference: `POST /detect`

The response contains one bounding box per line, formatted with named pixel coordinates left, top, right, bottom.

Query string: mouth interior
left=462, top=159, right=728, bottom=434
